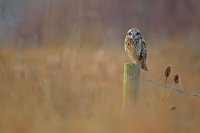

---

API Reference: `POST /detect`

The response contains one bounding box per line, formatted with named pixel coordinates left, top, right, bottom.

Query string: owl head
left=125, top=28, right=143, bottom=42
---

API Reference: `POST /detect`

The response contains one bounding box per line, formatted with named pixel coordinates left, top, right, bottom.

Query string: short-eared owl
left=124, top=28, right=148, bottom=71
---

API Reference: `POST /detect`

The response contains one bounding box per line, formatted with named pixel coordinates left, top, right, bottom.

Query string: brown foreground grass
left=0, top=40, right=200, bottom=133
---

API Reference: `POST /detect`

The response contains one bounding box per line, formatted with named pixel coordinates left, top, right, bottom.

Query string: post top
left=124, top=63, right=141, bottom=67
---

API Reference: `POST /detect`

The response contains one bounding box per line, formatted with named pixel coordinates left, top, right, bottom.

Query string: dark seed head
left=164, top=66, right=171, bottom=79
left=170, top=105, right=176, bottom=111
left=174, top=74, right=180, bottom=84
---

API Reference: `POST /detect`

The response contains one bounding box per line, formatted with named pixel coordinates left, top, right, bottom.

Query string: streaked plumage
left=124, top=28, right=148, bottom=71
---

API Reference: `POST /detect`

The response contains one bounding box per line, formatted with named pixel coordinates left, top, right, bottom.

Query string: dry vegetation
left=0, top=40, right=200, bottom=133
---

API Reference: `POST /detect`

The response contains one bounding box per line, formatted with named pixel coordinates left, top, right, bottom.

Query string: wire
left=141, top=77, right=200, bottom=98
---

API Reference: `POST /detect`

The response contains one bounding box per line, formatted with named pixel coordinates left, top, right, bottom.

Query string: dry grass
left=0, top=40, right=200, bottom=133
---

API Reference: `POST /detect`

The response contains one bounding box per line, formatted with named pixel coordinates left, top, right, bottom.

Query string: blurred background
left=0, top=0, right=200, bottom=47
left=0, top=0, right=200, bottom=133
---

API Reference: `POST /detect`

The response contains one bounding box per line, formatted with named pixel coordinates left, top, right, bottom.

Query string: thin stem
left=166, top=88, right=174, bottom=100
left=159, top=77, right=167, bottom=109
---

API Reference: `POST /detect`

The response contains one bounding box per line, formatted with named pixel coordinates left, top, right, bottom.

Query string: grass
left=0, top=39, right=200, bottom=133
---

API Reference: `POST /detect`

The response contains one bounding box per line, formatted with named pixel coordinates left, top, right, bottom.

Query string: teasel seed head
left=170, top=105, right=176, bottom=111
left=173, top=74, right=180, bottom=84
left=164, top=66, right=171, bottom=79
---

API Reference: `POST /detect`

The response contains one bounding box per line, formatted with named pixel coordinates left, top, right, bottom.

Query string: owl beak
left=131, top=35, right=134, bottom=39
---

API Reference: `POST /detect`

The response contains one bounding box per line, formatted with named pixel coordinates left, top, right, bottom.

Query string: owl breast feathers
left=124, top=28, right=148, bottom=71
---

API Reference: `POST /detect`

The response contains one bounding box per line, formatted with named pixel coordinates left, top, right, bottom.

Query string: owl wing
left=133, top=40, right=142, bottom=58
left=139, top=39, right=147, bottom=61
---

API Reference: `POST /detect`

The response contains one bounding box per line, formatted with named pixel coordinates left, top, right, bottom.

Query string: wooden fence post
left=123, top=63, right=141, bottom=107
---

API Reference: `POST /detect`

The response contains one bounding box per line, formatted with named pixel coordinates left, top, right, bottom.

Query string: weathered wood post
left=123, top=63, right=141, bottom=107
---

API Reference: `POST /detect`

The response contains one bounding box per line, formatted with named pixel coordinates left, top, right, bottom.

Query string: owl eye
left=135, top=32, right=140, bottom=36
left=128, top=32, right=132, bottom=35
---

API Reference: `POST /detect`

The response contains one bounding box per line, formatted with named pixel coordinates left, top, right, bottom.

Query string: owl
left=124, top=28, right=148, bottom=71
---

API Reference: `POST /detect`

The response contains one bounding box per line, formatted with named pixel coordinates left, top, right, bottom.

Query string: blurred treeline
left=0, top=0, right=200, bottom=46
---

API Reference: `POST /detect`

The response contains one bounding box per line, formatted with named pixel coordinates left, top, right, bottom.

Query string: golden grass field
left=0, top=39, right=200, bottom=133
